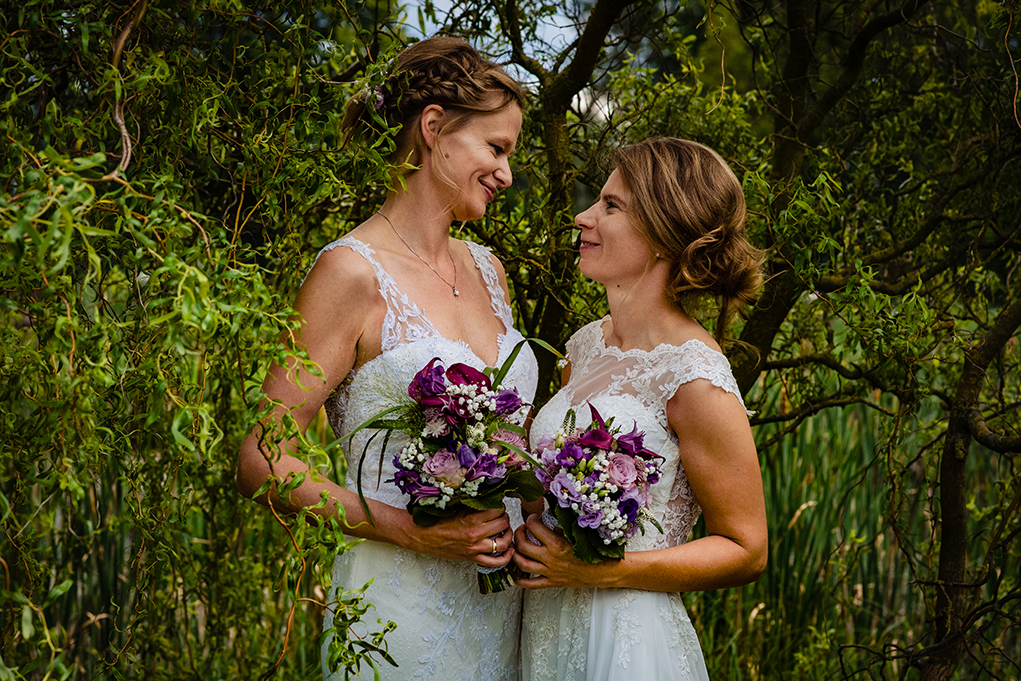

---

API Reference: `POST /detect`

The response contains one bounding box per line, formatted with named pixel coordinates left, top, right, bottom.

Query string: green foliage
left=2, top=0, right=1020, bottom=679
left=1, top=1, right=398, bottom=677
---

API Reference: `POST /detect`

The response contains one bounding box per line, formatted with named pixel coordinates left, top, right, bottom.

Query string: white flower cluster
left=447, top=382, right=503, bottom=421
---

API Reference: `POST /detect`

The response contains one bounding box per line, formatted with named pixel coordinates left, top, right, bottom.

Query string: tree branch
left=966, top=409, right=1021, bottom=454
left=800, top=0, right=930, bottom=138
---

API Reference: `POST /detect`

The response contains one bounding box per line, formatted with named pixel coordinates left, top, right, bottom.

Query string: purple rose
left=607, top=453, right=638, bottom=490
left=446, top=363, right=491, bottom=388
left=423, top=449, right=465, bottom=487
left=550, top=472, right=583, bottom=507
left=492, top=388, right=523, bottom=416
left=409, top=358, right=447, bottom=401
left=555, top=441, right=586, bottom=469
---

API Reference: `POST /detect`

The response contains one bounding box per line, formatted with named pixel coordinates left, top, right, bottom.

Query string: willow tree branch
left=111, top=0, right=148, bottom=173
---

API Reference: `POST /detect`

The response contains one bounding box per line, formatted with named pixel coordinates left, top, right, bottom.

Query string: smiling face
left=576, top=169, right=657, bottom=286
left=431, top=102, right=522, bottom=221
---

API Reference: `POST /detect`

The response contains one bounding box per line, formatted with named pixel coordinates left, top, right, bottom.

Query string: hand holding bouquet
left=350, top=349, right=542, bottom=593
left=531, top=404, right=664, bottom=563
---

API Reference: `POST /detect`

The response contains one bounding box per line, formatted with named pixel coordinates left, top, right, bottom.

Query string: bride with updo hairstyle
left=613, top=138, right=763, bottom=344
left=514, top=137, right=767, bottom=680
left=235, top=35, right=538, bottom=680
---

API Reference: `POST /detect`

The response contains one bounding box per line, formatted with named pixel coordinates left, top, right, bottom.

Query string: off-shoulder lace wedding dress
left=315, top=236, right=538, bottom=681
left=522, top=317, right=748, bottom=681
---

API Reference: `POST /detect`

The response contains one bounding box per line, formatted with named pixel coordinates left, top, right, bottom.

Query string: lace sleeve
left=659, top=340, right=751, bottom=415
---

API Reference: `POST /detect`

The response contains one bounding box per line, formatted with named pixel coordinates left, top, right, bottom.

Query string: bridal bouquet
left=351, top=351, right=542, bottom=593
left=531, top=404, right=664, bottom=563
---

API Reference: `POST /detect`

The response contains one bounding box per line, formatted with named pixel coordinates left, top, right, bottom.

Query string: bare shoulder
left=292, top=243, right=385, bottom=371
left=670, top=318, right=721, bottom=354
left=297, top=243, right=380, bottom=311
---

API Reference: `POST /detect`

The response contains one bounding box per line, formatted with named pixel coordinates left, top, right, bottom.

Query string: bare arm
left=235, top=247, right=515, bottom=566
left=513, top=379, right=767, bottom=591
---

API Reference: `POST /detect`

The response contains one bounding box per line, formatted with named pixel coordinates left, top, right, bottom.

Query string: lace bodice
left=315, top=235, right=539, bottom=508
left=530, top=317, right=747, bottom=550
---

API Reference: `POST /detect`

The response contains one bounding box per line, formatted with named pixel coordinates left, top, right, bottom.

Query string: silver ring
left=491, top=538, right=499, bottom=555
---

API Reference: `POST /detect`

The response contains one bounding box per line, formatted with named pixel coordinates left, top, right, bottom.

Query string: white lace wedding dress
left=314, top=236, right=539, bottom=681
left=522, top=317, right=749, bottom=681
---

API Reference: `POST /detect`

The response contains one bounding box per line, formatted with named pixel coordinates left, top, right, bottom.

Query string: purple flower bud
left=445, top=363, right=491, bottom=388
left=456, top=443, right=478, bottom=468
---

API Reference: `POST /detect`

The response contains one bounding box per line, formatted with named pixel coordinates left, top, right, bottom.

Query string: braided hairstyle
left=342, top=36, right=524, bottom=171
left=613, top=137, right=764, bottom=346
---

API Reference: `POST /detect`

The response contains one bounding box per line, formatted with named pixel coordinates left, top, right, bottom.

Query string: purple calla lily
left=446, top=363, right=491, bottom=388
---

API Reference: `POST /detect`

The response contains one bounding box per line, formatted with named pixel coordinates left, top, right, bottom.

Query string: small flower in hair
left=371, top=85, right=385, bottom=111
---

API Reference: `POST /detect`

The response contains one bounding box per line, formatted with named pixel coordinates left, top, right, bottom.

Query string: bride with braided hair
left=236, top=36, right=538, bottom=680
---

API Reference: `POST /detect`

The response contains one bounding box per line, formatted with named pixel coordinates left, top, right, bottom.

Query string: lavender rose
left=423, top=449, right=465, bottom=487
left=606, top=453, right=638, bottom=490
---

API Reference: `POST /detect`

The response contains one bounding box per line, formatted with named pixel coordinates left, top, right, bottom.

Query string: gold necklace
left=377, top=212, right=459, bottom=298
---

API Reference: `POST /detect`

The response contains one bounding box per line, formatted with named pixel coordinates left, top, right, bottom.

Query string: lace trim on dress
left=318, top=235, right=448, bottom=352
left=569, top=317, right=751, bottom=414
left=464, top=241, right=515, bottom=329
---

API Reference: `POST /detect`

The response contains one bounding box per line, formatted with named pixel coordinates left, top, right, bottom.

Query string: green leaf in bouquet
left=342, top=403, right=412, bottom=526
left=409, top=503, right=458, bottom=527
left=503, top=469, right=544, bottom=502
left=461, top=487, right=508, bottom=511
left=491, top=437, right=541, bottom=468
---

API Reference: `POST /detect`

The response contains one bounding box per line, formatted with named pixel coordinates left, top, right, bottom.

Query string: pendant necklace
left=377, top=212, right=459, bottom=298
